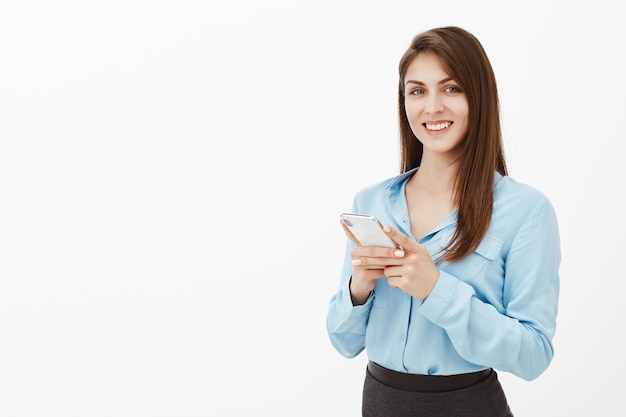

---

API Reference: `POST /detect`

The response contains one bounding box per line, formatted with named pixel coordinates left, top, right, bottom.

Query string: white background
left=0, top=1, right=624, bottom=416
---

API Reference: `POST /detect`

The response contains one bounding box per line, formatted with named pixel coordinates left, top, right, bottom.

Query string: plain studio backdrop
left=0, top=1, right=624, bottom=416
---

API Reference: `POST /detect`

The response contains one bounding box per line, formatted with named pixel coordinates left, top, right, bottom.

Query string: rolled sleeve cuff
left=419, top=270, right=459, bottom=323
left=335, top=278, right=373, bottom=328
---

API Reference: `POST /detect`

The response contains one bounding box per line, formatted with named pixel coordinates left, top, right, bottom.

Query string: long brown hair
left=398, top=27, right=507, bottom=262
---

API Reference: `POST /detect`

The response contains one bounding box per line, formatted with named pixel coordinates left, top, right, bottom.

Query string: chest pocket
left=437, top=229, right=504, bottom=281
left=473, top=233, right=504, bottom=260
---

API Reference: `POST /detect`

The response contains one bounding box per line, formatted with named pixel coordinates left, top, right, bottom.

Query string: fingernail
left=383, top=226, right=391, bottom=233
left=394, top=250, right=404, bottom=257
left=352, top=259, right=361, bottom=266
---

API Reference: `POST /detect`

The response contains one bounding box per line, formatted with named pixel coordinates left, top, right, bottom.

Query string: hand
left=346, top=223, right=440, bottom=301
left=341, top=220, right=394, bottom=304
left=382, top=225, right=440, bottom=300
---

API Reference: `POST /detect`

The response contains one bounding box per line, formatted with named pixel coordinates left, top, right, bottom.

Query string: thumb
left=382, top=225, right=414, bottom=250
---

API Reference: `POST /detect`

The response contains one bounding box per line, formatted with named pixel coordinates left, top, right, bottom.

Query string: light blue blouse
left=326, top=169, right=560, bottom=381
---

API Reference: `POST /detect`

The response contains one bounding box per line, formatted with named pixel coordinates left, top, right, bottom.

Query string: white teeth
left=425, top=122, right=451, bottom=131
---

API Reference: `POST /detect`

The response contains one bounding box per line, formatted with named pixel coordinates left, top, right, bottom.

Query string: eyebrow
left=404, top=77, right=455, bottom=87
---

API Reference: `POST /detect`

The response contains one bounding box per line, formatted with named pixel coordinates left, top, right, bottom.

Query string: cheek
left=404, top=99, right=417, bottom=114
left=404, top=100, right=424, bottom=123
left=404, top=103, right=423, bottom=132
left=449, top=100, right=469, bottom=120
left=404, top=103, right=419, bottom=130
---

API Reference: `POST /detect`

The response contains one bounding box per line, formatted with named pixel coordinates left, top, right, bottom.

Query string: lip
left=423, top=121, right=453, bottom=133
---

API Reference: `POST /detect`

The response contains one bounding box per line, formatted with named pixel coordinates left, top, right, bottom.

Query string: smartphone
left=340, top=213, right=400, bottom=249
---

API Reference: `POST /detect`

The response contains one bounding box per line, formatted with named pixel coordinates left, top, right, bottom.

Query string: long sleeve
left=325, top=171, right=560, bottom=380
left=326, top=215, right=373, bottom=357
left=419, top=198, right=560, bottom=380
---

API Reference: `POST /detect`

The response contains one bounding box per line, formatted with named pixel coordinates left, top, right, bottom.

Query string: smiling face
left=403, top=52, right=469, bottom=162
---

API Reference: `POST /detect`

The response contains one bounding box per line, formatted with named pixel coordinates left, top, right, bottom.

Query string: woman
left=326, top=26, right=560, bottom=417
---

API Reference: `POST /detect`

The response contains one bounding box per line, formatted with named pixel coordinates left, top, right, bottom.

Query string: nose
left=425, top=93, right=444, bottom=114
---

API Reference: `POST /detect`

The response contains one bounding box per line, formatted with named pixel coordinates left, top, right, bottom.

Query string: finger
left=353, top=245, right=401, bottom=259
left=355, top=252, right=403, bottom=268
left=384, top=265, right=405, bottom=278
left=382, top=225, right=415, bottom=250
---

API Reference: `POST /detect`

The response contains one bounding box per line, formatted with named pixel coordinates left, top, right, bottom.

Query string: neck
left=412, top=154, right=460, bottom=193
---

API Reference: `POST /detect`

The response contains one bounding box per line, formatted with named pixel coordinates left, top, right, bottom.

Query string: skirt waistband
left=367, top=361, right=492, bottom=393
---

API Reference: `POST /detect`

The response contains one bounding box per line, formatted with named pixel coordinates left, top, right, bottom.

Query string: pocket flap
left=439, top=230, right=503, bottom=260
left=474, top=234, right=504, bottom=260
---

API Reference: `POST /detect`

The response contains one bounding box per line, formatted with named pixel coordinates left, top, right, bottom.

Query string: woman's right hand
left=341, top=221, right=405, bottom=305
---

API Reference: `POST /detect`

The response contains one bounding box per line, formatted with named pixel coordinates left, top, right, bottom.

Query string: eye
left=409, top=88, right=425, bottom=96
left=444, top=86, right=462, bottom=93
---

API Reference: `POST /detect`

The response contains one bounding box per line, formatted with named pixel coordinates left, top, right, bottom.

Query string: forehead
left=404, top=52, right=450, bottom=83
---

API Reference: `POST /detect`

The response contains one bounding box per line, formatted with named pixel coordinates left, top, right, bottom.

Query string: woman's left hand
left=380, top=225, right=440, bottom=300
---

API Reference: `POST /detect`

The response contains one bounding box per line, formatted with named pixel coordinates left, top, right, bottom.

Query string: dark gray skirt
left=362, top=363, right=514, bottom=417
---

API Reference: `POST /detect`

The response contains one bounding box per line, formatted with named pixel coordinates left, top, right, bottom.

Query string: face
left=403, top=52, right=469, bottom=161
